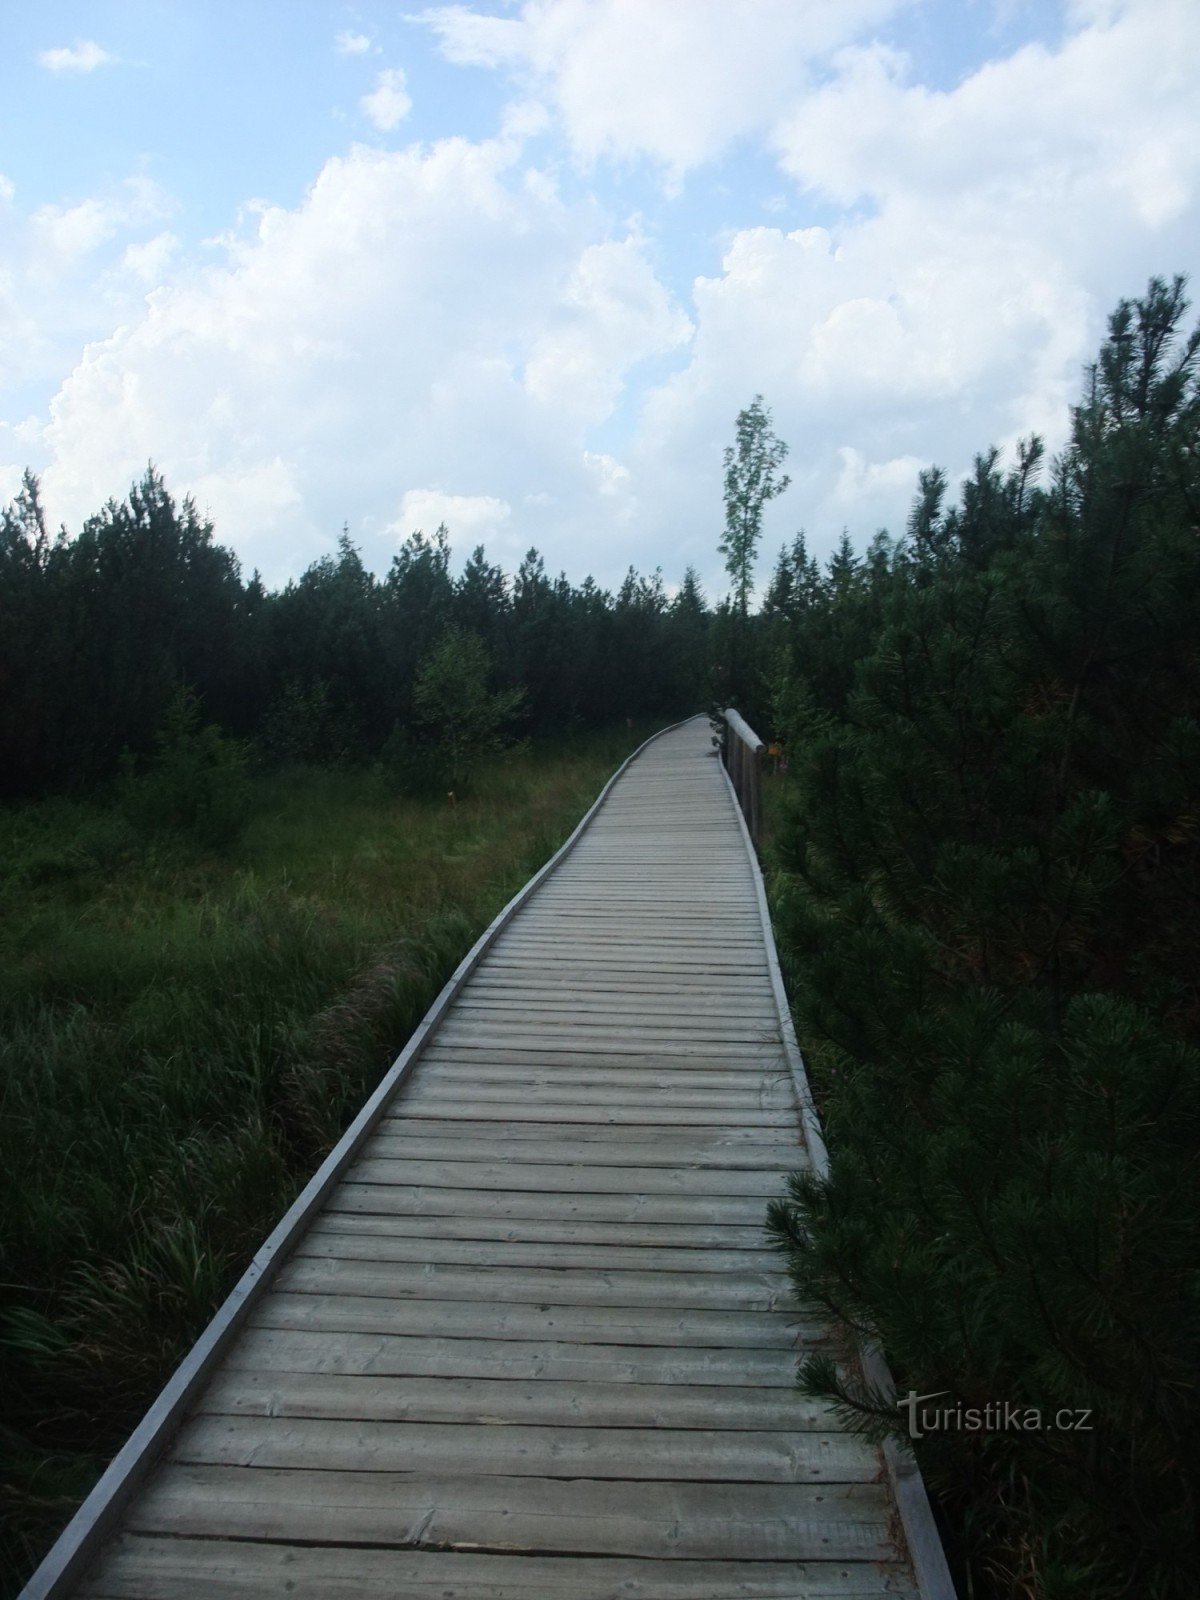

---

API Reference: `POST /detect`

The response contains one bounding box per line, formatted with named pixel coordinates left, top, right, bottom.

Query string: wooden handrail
left=722, top=707, right=765, bottom=845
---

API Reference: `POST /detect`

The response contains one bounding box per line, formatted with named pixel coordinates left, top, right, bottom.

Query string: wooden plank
left=224, top=1327, right=814, bottom=1386
left=171, top=1414, right=878, bottom=1483
left=325, top=1183, right=779, bottom=1226
left=427, top=1032, right=783, bottom=1060
left=304, top=1220, right=781, bottom=1271
left=402, top=1072, right=792, bottom=1099
left=199, top=1369, right=828, bottom=1428
left=472, top=967, right=776, bottom=993
left=455, top=990, right=775, bottom=1014
left=312, top=1209, right=774, bottom=1248
left=367, top=1116, right=791, bottom=1147
left=362, top=1132, right=804, bottom=1170
left=342, top=1158, right=790, bottom=1196
left=446, top=1008, right=779, bottom=1036
left=254, top=1290, right=819, bottom=1347
left=516, top=923, right=759, bottom=933
left=123, top=1466, right=894, bottom=1560
left=533, top=893, right=760, bottom=907
left=413, top=1048, right=792, bottom=1077
left=453, top=998, right=775, bottom=1021
left=399, top=1082, right=794, bottom=1110
left=463, top=985, right=775, bottom=1009
left=81, top=1535, right=917, bottom=1598
left=391, top=1101, right=793, bottom=1128
left=417, top=1042, right=786, bottom=1065
left=379, top=1101, right=798, bottom=1128
left=494, top=927, right=766, bottom=946
left=493, top=938, right=767, bottom=958
left=345, top=1157, right=790, bottom=1198
left=283, top=1252, right=789, bottom=1313
left=403, top=1060, right=793, bottom=1088
left=274, top=1257, right=792, bottom=1312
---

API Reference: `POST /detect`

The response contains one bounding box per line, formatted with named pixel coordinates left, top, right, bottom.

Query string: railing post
left=722, top=707, right=766, bottom=848
left=750, top=741, right=762, bottom=845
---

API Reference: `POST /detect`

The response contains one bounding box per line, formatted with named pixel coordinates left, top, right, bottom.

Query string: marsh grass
left=0, top=724, right=654, bottom=1592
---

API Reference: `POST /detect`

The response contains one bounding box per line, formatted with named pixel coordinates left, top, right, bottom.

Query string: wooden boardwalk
left=31, top=717, right=948, bottom=1599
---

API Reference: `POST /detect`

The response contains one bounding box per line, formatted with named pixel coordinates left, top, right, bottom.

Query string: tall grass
left=0, top=725, right=655, bottom=1593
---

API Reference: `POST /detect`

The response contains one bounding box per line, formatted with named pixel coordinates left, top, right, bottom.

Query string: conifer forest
left=2, top=277, right=1198, bottom=1598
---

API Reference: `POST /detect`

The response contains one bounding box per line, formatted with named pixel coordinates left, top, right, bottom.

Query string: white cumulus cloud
left=361, top=68, right=413, bottom=132
left=523, top=236, right=693, bottom=421
left=38, top=40, right=114, bottom=74
left=21, top=130, right=690, bottom=586
left=27, top=177, right=176, bottom=286
left=335, top=30, right=372, bottom=55
left=119, top=232, right=181, bottom=286
left=391, top=489, right=512, bottom=543
left=415, top=0, right=914, bottom=181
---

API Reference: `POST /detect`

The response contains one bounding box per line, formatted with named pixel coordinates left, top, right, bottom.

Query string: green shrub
left=410, top=627, right=526, bottom=791
left=118, top=688, right=251, bottom=848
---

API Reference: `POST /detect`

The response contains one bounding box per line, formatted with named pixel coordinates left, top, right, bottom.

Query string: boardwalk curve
left=24, top=716, right=951, bottom=1599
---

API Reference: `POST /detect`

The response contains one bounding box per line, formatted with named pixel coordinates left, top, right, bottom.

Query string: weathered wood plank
left=471, top=968, right=777, bottom=993
left=224, top=1327, right=815, bottom=1386
left=403, top=1060, right=794, bottom=1089
left=461, top=990, right=775, bottom=1015
left=346, top=1157, right=790, bottom=1199
left=368, top=1116, right=792, bottom=1146
left=323, top=1184, right=779, bottom=1227
left=274, top=1257, right=794, bottom=1313
left=81, top=1535, right=917, bottom=1599
left=171, top=1414, right=879, bottom=1482
left=413, top=1048, right=793, bottom=1077
left=198, top=1371, right=828, bottom=1429
left=434, top=1023, right=782, bottom=1052
left=254, top=1289, right=820, bottom=1347
left=281, top=1253, right=790, bottom=1312
left=389, top=1104, right=792, bottom=1132
left=303, top=1220, right=782, bottom=1271
left=399, top=1082, right=795, bottom=1110
left=362, top=1132, right=803, bottom=1170
left=123, top=1466, right=894, bottom=1561
left=446, top=1009, right=779, bottom=1038
left=312, top=1208, right=775, bottom=1248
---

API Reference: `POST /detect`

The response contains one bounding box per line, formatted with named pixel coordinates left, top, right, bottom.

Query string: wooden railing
left=722, top=707, right=765, bottom=846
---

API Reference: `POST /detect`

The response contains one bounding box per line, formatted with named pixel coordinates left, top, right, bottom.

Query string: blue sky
left=2, top=1, right=1197, bottom=594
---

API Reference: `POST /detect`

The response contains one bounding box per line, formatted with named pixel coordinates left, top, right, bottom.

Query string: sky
left=1, top=0, right=1198, bottom=597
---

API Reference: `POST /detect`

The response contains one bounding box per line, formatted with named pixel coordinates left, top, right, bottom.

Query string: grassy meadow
left=0, top=723, right=657, bottom=1592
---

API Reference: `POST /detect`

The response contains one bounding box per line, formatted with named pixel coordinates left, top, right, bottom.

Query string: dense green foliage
left=0, top=481, right=712, bottom=801
left=763, top=277, right=1200, bottom=1597
left=0, top=726, right=651, bottom=1594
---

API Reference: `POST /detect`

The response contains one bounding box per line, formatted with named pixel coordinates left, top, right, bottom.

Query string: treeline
left=763, top=277, right=1200, bottom=1597
left=0, top=482, right=712, bottom=799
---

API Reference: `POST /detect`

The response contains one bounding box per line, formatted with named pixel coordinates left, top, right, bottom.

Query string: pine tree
left=765, top=277, right=1200, bottom=1598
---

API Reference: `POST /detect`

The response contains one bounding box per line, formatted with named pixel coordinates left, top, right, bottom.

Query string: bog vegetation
left=0, top=727, right=656, bottom=1591
left=1, top=273, right=1196, bottom=1598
